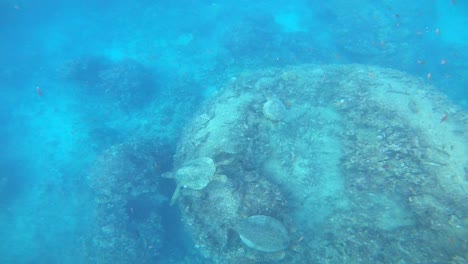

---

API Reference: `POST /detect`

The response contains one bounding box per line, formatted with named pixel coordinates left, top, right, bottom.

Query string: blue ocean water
left=0, top=1, right=467, bottom=263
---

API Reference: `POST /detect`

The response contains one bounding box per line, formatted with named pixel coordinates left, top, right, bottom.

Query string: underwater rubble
left=64, top=56, right=158, bottom=111
left=167, top=64, right=467, bottom=263
left=85, top=138, right=172, bottom=264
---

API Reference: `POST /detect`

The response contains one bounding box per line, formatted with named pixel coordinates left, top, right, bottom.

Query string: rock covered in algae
left=236, top=215, right=290, bottom=253
left=263, top=98, right=287, bottom=121
left=172, top=64, right=468, bottom=263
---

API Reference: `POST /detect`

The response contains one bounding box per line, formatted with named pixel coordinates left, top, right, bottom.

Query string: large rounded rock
left=172, top=64, right=468, bottom=263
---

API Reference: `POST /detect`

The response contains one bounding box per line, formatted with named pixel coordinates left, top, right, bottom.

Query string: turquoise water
left=0, top=1, right=467, bottom=263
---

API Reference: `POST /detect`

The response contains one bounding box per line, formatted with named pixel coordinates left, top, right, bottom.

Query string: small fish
left=435, top=28, right=441, bottom=35
left=427, top=73, right=431, bottom=80
left=417, top=60, right=426, bottom=65
left=336, top=99, right=346, bottom=107
left=36, top=86, right=43, bottom=96
left=440, top=113, right=447, bottom=123
left=440, top=59, right=447, bottom=65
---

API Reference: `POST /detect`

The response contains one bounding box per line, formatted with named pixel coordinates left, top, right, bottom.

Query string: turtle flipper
left=161, top=172, right=174, bottom=178
left=169, top=185, right=181, bottom=206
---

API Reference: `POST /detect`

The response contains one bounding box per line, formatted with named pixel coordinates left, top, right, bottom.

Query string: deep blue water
left=0, top=1, right=467, bottom=263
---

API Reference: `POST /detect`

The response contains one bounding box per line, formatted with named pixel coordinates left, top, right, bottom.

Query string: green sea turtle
left=263, top=98, right=287, bottom=121
left=235, top=215, right=290, bottom=253
left=163, top=157, right=227, bottom=205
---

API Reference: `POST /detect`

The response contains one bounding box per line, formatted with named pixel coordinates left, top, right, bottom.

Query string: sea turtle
left=263, top=98, right=287, bottom=121
left=235, top=215, right=290, bottom=253
left=163, top=157, right=228, bottom=205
